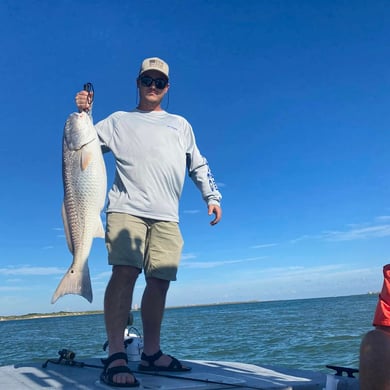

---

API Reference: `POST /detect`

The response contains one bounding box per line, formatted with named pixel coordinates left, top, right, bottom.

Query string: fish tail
left=95, top=217, right=105, bottom=238
left=51, top=264, right=93, bottom=304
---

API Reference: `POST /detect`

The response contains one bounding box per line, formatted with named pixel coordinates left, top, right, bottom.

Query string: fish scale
left=52, top=112, right=107, bottom=304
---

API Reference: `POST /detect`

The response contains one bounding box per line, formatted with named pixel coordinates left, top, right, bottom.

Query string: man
left=75, top=57, right=222, bottom=387
left=359, top=264, right=390, bottom=390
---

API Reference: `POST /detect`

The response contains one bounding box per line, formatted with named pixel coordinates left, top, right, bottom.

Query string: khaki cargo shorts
left=105, top=212, right=184, bottom=281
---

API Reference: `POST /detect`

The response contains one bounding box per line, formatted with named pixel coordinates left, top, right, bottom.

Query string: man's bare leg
left=104, top=265, right=139, bottom=385
left=140, top=277, right=173, bottom=366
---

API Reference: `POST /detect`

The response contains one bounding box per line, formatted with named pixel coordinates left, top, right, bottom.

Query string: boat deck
left=0, top=358, right=359, bottom=389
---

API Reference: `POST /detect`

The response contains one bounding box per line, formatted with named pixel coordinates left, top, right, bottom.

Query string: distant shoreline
left=0, top=294, right=378, bottom=322
left=0, top=310, right=104, bottom=322
left=0, top=301, right=261, bottom=322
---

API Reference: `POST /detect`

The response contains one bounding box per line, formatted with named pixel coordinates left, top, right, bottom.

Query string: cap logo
left=149, top=59, right=164, bottom=70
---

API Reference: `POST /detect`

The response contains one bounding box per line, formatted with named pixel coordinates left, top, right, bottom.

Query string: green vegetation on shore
left=0, top=310, right=103, bottom=322
left=0, top=300, right=261, bottom=322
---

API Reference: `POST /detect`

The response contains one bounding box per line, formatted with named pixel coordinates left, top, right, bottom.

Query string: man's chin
left=146, top=97, right=162, bottom=104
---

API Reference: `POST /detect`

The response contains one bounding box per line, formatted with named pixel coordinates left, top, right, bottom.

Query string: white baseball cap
left=139, top=57, right=169, bottom=79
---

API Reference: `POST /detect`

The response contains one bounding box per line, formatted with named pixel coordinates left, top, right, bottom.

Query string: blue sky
left=1, top=0, right=390, bottom=316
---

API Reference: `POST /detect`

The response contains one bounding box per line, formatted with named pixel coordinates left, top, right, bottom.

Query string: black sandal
left=100, top=352, right=140, bottom=388
left=138, top=350, right=191, bottom=372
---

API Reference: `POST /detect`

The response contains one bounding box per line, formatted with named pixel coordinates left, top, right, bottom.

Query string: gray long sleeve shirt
left=95, top=109, right=221, bottom=222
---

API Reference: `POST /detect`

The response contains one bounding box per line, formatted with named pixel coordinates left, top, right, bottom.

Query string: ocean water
left=0, top=294, right=378, bottom=373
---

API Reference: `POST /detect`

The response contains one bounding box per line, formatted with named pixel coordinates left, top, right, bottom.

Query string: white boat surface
left=0, top=357, right=359, bottom=389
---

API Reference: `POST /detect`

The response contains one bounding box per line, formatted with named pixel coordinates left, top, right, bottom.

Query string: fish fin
left=51, top=262, right=93, bottom=304
left=81, top=149, right=93, bottom=171
left=95, top=217, right=105, bottom=238
left=61, top=203, right=74, bottom=254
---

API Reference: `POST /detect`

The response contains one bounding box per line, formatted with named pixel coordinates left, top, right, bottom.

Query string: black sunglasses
left=139, top=76, right=168, bottom=90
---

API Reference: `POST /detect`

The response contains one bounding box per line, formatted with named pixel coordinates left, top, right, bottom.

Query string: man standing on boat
left=75, top=57, right=222, bottom=387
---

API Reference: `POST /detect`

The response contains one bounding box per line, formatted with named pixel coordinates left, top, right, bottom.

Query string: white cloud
left=251, top=243, right=278, bottom=249
left=289, top=218, right=390, bottom=244
left=376, top=216, right=390, bottom=221
left=0, top=286, right=26, bottom=292
left=0, top=266, right=64, bottom=276
left=182, top=256, right=266, bottom=269
left=92, top=271, right=112, bottom=280
left=323, top=225, right=390, bottom=241
left=183, top=209, right=200, bottom=214
left=181, top=253, right=197, bottom=260
left=168, top=263, right=383, bottom=307
left=289, top=234, right=319, bottom=244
